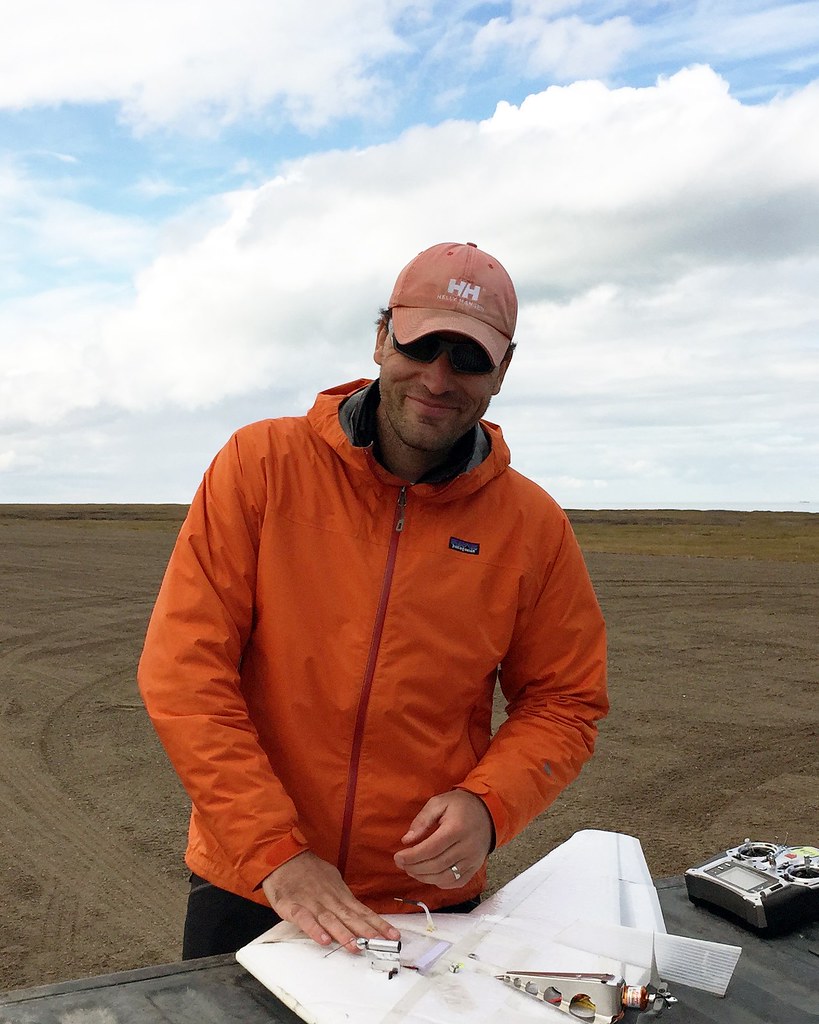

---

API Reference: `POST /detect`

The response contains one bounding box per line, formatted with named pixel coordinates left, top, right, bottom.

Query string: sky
left=1, top=1, right=818, bottom=510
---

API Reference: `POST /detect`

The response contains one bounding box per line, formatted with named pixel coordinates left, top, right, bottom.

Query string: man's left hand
left=393, top=790, right=492, bottom=889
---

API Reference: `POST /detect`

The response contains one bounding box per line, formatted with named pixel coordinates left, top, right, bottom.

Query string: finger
left=400, top=798, right=444, bottom=845
left=401, top=858, right=474, bottom=888
left=262, top=852, right=400, bottom=946
left=315, top=909, right=362, bottom=953
left=284, top=902, right=335, bottom=946
left=397, top=843, right=467, bottom=878
left=345, top=905, right=401, bottom=944
left=284, top=899, right=400, bottom=950
left=395, top=833, right=458, bottom=870
left=396, top=812, right=465, bottom=866
left=292, top=907, right=366, bottom=953
left=397, top=837, right=485, bottom=882
left=322, top=891, right=402, bottom=945
left=397, top=811, right=460, bottom=866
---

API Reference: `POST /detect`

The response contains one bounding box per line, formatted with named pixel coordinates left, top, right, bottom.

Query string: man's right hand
left=261, top=850, right=401, bottom=951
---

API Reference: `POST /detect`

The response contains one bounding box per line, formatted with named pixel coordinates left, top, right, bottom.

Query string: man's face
left=373, top=321, right=512, bottom=473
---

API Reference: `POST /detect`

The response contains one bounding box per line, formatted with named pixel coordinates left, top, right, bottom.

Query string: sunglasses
left=389, top=322, right=495, bottom=375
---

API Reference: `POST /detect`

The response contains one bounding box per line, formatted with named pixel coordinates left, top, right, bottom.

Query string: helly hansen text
left=448, top=279, right=481, bottom=302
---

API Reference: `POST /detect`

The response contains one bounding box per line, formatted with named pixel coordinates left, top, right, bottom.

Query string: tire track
left=0, top=720, right=184, bottom=970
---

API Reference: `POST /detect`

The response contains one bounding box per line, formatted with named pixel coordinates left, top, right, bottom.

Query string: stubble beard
left=381, top=389, right=467, bottom=457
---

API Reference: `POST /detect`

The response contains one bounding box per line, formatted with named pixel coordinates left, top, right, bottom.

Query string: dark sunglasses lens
left=451, top=344, right=493, bottom=373
left=394, top=332, right=493, bottom=374
left=403, top=336, right=440, bottom=362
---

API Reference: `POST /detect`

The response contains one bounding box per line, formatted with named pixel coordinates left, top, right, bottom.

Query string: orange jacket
left=138, top=380, right=607, bottom=912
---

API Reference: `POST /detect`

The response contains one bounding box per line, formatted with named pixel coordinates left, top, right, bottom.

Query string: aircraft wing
left=235, top=829, right=740, bottom=1024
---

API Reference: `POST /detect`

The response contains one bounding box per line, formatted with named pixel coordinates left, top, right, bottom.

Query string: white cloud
left=0, top=449, right=40, bottom=472
left=0, top=157, right=155, bottom=289
left=132, top=177, right=188, bottom=200
left=4, top=2, right=819, bottom=147
left=470, top=2, right=819, bottom=96
left=674, top=2, right=819, bottom=61
left=1, top=66, right=817, bottom=506
left=30, top=151, right=80, bottom=165
left=474, top=12, right=639, bottom=80
left=0, top=0, right=408, bottom=133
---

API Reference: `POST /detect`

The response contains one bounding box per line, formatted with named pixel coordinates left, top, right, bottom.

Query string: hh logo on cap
left=448, top=279, right=481, bottom=302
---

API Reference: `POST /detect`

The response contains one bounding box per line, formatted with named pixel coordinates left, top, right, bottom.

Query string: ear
left=491, top=346, right=514, bottom=395
left=373, top=321, right=389, bottom=366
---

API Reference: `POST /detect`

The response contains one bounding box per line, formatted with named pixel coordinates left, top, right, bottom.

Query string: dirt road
left=0, top=507, right=815, bottom=991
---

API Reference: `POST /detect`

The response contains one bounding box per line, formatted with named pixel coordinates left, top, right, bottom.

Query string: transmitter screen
left=718, top=864, right=768, bottom=891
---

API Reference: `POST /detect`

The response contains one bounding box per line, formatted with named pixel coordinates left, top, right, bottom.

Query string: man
left=138, top=241, right=607, bottom=960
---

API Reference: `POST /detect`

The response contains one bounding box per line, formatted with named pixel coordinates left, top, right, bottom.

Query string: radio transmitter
left=685, top=839, right=819, bottom=934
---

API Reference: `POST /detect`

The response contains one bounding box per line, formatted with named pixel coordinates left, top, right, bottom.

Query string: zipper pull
left=395, top=487, right=407, bottom=532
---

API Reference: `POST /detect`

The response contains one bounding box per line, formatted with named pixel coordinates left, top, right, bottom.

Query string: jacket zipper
left=337, top=485, right=407, bottom=877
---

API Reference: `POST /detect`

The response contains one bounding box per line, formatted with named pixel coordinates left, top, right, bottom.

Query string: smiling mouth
left=407, top=395, right=458, bottom=413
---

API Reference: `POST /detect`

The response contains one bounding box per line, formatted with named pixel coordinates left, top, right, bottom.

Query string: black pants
left=182, top=872, right=481, bottom=959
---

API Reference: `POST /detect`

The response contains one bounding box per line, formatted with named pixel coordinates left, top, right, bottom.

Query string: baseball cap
left=388, top=242, right=518, bottom=367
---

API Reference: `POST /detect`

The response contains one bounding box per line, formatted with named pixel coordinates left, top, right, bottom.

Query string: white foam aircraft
left=236, top=830, right=742, bottom=1024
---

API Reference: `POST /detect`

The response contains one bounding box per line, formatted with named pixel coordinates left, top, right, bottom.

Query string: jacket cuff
left=250, top=827, right=310, bottom=891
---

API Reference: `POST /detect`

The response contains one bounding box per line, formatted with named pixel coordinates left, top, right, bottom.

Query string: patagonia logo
left=449, top=536, right=480, bottom=555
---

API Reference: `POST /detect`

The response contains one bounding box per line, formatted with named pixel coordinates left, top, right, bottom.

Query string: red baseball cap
left=388, top=242, right=518, bottom=367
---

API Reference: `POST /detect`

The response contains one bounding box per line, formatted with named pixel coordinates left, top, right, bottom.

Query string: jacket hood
left=306, top=378, right=512, bottom=501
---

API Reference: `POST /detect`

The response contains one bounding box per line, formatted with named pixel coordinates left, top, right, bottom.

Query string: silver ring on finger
left=450, top=864, right=462, bottom=881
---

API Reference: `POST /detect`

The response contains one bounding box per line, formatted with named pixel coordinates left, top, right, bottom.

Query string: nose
left=418, top=352, right=456, bottom=393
